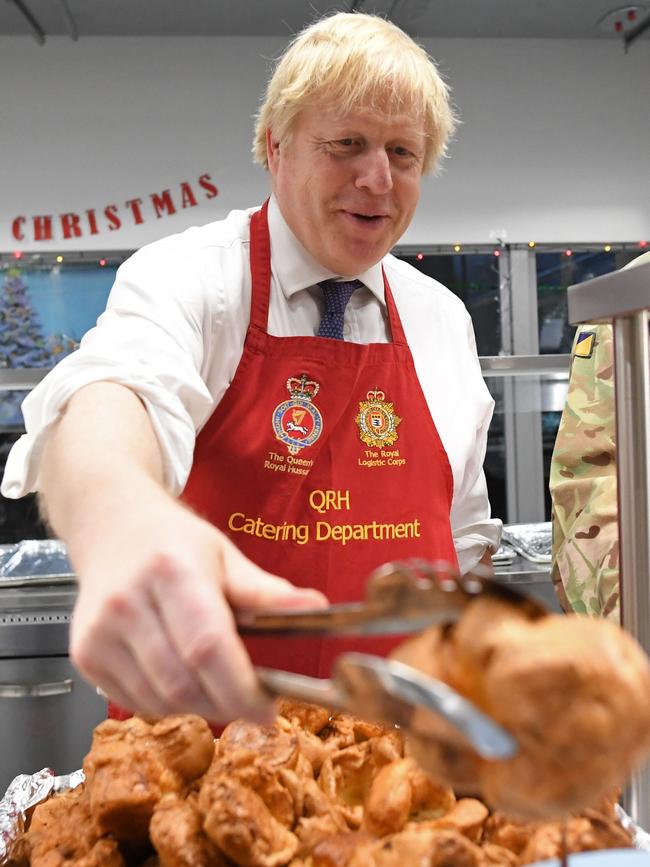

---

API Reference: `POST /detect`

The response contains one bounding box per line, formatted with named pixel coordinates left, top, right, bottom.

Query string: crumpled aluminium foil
left=502, top=522, right=553, bottom=564
left=0, top=539, right=73, bottom=580
left=491, top=542, right=518, bottom=565
left=0, top=768, right=84, bottom=862
left=617, top=804, right=650, bottom=852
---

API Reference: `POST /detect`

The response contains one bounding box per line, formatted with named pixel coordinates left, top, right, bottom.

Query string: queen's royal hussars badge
left=356, top=387, right=401, bottom=448
left=272, top=374, right=323, bottom=455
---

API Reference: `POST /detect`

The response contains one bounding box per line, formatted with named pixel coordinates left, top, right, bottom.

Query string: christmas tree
left=0, top=266, right=79, bottom=425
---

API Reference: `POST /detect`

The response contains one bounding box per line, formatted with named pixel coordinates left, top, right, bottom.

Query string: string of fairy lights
left=1, top=251, right=129, bottom=268
left=406, top=240, right=649, bottom=261
left=1, top=240, right=648, bottom=270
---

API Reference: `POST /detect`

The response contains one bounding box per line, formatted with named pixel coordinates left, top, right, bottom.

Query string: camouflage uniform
left=550, top=323, right=618, bottom=620
left=549, top=251, right=650, bottom=622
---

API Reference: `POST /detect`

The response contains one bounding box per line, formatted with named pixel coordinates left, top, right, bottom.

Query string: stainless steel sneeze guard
left=0, top=368, right=48, bottom=390
left=479, top=354, right=570, bottom=377
left=568, top=262, right=650, bottom=829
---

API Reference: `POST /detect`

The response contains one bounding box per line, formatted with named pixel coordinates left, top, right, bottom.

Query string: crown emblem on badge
left=272, top=373, right=324, bottom=455
left=356, top=386, right=401, bottom=448
left=286, top=374, right=320, bottom=401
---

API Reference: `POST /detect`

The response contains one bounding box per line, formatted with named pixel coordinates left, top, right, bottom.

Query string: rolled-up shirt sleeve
left=1, top=240, right=218, bottom=499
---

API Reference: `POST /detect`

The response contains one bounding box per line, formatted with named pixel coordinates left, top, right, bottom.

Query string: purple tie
left=317, top=279, right=363, bottom=340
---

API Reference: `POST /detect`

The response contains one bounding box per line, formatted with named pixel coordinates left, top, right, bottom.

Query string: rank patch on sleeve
left=574, top=330, right=595, bottom=359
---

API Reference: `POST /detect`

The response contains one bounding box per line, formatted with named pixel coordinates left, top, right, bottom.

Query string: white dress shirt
left=2, top=196, right=501, bottom=572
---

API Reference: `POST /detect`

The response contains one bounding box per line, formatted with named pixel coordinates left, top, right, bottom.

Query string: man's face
left=267, top=102, right=426, bottom=275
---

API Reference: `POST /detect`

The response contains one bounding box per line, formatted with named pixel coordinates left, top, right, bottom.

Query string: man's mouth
left=344, top=211, right=388, bottom=223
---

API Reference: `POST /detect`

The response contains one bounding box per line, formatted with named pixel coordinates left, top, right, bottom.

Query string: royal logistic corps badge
left=356, top=387, right=401, bottom=448
left=273, top=374, right=323, bottom=455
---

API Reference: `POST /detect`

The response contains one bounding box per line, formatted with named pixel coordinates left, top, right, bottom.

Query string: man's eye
left=393, top=146, right=413, bottom=157
left=325, top=138, right=361, bottom=155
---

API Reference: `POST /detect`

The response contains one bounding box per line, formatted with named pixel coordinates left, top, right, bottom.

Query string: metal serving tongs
left=237, top=560, right=549, bottom=762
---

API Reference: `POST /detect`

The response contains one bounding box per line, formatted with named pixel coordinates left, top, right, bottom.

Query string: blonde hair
left=253, top=12, right=456, bottom=175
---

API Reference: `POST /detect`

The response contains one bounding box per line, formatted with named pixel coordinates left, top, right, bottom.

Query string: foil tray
left=502, top=522, right=552, bottom=564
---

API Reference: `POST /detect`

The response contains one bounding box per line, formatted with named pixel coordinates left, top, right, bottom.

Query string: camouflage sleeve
left=549, top=324, right=619, bottom=621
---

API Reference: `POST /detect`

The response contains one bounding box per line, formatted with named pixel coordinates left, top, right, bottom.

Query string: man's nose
left=355, top=149, right=393, bottom=194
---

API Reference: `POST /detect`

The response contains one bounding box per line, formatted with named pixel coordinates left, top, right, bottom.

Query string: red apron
left=109, top=200, right=458, bottom=720
left=182, top=200, right=458, bottom=677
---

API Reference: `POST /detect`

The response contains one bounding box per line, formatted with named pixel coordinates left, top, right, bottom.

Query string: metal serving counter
left=494, top=556, right=559, bottom=613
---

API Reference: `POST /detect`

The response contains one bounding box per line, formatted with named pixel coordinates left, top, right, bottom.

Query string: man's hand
left=69, top=497, right=325, bottom=724
left=39, top=381, right=325, bottom=725
left=468, top=546, right=495, bottom=577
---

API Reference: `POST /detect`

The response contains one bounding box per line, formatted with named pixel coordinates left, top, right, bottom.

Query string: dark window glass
left=483, top=373, right=569, bottom=523
left=0, top=259, right=117, bottom=541
left=483, top=378, right=507, bottom=522
left=543, top=410, right=562, bottom=520
left=0, top=432, right=51, bottom=543
left=537, top=250, right=638, bottom=354
left=400, top=254, right=501, bottom=356
left=0, top=390, right=29, bottom=432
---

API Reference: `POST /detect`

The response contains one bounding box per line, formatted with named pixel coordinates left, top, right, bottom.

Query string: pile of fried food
left=7, top=701, right=635, bottom=867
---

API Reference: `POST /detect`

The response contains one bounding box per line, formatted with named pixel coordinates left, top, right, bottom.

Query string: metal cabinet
left=0, top=579, right=106, bottom=792
left=0, top=654, right=106, bottom=791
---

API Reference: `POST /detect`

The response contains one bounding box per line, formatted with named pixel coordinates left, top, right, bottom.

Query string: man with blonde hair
left=2, top=12, right=500, bottom=725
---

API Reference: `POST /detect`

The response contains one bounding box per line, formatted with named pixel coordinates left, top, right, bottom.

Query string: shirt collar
left=267, top=194, right=386, bottom=304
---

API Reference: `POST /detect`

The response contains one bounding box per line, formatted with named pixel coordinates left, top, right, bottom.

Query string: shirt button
left=343, top=324, right=351, bottom=336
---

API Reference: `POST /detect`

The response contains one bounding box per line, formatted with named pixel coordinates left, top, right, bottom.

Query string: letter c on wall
left=12, top=216, right=25, bottom=242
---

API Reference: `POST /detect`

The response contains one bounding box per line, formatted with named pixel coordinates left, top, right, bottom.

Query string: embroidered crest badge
left=272, top=374, right=323, bottom=455
left=356, top=387, right=401, bottom=448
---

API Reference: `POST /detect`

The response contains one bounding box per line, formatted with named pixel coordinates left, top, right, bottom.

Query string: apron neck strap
left=249, top=200, right=272, bottom=331
left=383, top=269, right=407, bottom=346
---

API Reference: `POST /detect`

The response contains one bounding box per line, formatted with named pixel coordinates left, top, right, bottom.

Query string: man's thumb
left=223, top=546, right=328, bottom=611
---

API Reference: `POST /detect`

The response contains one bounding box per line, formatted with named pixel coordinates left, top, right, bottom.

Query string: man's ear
left=266, top=128, right=281, bottom=175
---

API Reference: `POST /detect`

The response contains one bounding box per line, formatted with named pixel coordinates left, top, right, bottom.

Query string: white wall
left=1, top=34, right=648, bottom=251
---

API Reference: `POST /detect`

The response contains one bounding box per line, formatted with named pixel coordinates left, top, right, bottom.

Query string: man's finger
left=72, top=636, right=172, bottom=717
left=151, top=570, right=276, bottom=725
left=125, top=598, right=234, bottom=719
